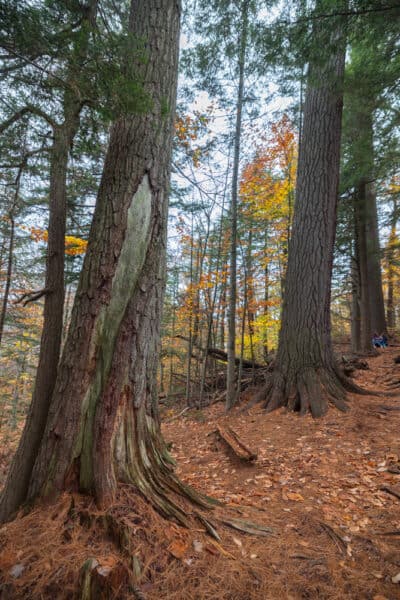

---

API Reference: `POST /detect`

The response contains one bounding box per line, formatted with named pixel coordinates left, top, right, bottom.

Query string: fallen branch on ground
left=380, top=485, right=400, bottom=501
left=216, top=426, right=257, bottom=461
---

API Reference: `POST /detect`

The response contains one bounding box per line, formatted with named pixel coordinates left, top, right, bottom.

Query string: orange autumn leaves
left=240, top=114, right=297, bottom=223
left=238, top=114, right=297, bottom=354
left=168, top=114, right=298, bottom=367
left=27, top=226, right=87, bottom=256
left=175, top=111, right=210, bottom=168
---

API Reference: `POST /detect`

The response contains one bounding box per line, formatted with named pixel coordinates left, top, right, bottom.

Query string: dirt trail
left=0, top=348, right=399, bottom=599
left=161, top=347, right=400, bottom=599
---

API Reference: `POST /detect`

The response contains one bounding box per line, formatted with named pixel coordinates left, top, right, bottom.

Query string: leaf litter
left=0, top=346, right=400, bottom=598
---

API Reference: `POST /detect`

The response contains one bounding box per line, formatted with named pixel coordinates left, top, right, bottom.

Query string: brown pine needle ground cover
left=0, top=348, right=400, bottom=599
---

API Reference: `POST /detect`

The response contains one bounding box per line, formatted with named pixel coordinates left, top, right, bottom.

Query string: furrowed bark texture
left=353, top=181, right=372, bottom=352
left=264, top=3, right=349, bottom=417
left=0, top=0, right=97, bottom=522
left=386, top=198, right=397, bottom=330
left=0, top=120, right=80, bottom=523
left=364, top=180, right=386, bottom=335
left=350, top=250, right=361, bottom=353
left=350, top=109, right=387, bottom=351
left=3, top=0, right=206, bottom=526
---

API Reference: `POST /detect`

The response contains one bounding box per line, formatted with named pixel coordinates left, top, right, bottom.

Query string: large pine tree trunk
left=350, top=106, right=387, bottom=351
left=263, top=2, right=350, bottom=417
left=0, top=0, right=209, bottom=526
left=365, top=179, right=386, bottom=334
left=350, top=252, right=361, bottom=353
left=353, top=181, right=373, bottom=352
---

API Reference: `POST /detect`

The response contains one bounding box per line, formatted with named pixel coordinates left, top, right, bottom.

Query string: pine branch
left=289, top=3, right=400, bottom=25
left=0, top=105, right=57, bottom=134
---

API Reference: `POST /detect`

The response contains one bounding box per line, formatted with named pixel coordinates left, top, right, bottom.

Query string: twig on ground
left=164, top=406, right=190, bottom=423
left=380, top=486, right=400, bottom=501
left=318, top=522, right=347, bottom=554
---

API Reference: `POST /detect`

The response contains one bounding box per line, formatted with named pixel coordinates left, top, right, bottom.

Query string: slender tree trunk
left=236, top=264, right=248, bottom=402
left=263, top=226, right=269, bottom=359
left=219, top=280, right=227, bottom=348
left=349, top=99, right=386, bottom=348
left=0, top=0, right=209, bottom=526
left=386, top=198, right=398, bottom=331
left=199, top=208, right=226, bottom=404
left=244, top=229, right=256, bottom=379
left=192, top=243, right=201, bottom=350
left=264, top=1, right=351, bottom=417
left=0, top=1, right=100, bottom=521
left=62, top=284, right=73, bottom=346
left=0, top=164, right=24, bottom=346
left=168, top=270, right=178, bottom=396
left=11, top=352, right=27, bottom=430
left=353, top=181, right=372, bottom=351
left=185, top=215, right=195, bottom=405
left=226, top=0, right=249, bottom=410
left=365, top=180, right=386, bottom=334
left=0, top=234, right=7, bottom=275
left=357, top=110, right=386, bottom=335
left=0, top=215, right=15, bottom=347
left=350, top=250, right=362, bottom=353
left=0, top=119, right=80, bottom=521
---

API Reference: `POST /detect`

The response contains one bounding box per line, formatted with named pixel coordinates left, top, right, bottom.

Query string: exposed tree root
left=220, top=517, right=274, bottom=536
left=262, top=366, right=351, bottom=418
left=242, top=359, right=388, bottom=417
left=72, top=481, right=275, bottom=600
left=115, top=410, right=221, bottom=530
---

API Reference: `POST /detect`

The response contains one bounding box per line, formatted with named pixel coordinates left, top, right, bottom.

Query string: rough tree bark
left=263, top=1, right=352, bottom=417
left=350, top=247, right=362, bottom=353
left=353, top=181, right=372, bottom=352
left=0, top=1, right=98, bottom=523
left=0, top=0, right=211, bottom=526
left=364, top=179, right=386, bottom=335
left=350, top=109, right=387, bottom=351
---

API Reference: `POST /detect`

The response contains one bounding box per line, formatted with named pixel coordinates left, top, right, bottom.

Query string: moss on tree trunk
left=0, top=0, right=211, bottom=526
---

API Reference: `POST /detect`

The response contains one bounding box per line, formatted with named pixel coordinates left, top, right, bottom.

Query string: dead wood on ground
left=215, top=426, right=257, bottom=461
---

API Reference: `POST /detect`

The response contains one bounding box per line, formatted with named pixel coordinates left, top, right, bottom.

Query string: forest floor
left=0, top=347, right=400, bottom=599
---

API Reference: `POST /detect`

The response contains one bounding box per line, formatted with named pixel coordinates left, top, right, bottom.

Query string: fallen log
left=207, top=348, right=265, bottom=369
left=174, top=335, right=266, bottom=369
left=216, top=426, right=257, bottom=461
